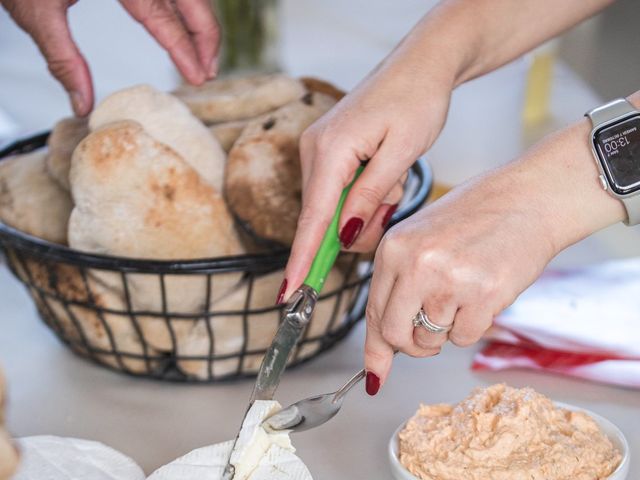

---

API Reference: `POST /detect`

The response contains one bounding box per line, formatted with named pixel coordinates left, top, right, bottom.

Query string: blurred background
left=0, top=0, right=638, bottom=262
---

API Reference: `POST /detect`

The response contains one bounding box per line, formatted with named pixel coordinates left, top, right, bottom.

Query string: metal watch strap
left=586, top=98, right=636, bottom=126
left=586, top=98, right=640, bottom=226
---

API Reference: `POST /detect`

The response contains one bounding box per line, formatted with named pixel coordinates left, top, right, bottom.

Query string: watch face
left=594, top=115, right=640, bottom=195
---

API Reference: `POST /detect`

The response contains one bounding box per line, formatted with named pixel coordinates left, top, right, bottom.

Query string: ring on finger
left=412, top=308, right=451, bottom=334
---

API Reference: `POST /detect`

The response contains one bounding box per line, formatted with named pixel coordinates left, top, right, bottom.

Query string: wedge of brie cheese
left=148, top=400, right=312, bottom=480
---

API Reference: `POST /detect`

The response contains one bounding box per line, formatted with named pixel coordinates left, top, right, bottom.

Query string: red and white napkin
left=473, top=258, right=640, bottom=388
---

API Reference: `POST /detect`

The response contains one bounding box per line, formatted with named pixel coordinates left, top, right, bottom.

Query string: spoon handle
left=334, top=368, right=366, bottom=402
left=333, top=351, right=400, bottom=402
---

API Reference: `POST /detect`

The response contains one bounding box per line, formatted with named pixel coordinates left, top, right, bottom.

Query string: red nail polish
left=365, top=372, right=380, bottom=396
left=276, top=278, right=287, bottom=305
left=381, top=204, right=398, bottom=229
left=339, top=217, right=364, bottom=248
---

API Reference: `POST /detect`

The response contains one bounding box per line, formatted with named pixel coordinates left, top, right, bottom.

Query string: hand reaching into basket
left=1, top=0, right=219, bottom=116
left=283, top=0, right=621, bottom=394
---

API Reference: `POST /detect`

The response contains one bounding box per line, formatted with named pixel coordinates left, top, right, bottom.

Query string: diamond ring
left=412, top=308, right=451, bottom=334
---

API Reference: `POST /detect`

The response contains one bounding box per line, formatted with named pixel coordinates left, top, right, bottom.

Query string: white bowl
left=389, top=402, right=630, bottom=480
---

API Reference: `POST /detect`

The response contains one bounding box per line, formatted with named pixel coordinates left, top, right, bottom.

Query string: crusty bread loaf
left=46, top=116, right=89, bottom=191
left=0, top=369, right=19, bottom=480
left=0, top=150, right=73, bottom=244
left=90, top=84, right=226, bottom=192
left=225, top=92, right=337, bottom=246
left=174, top=74, right=307, bottom=123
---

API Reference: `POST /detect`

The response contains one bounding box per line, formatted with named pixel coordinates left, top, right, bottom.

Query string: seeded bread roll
left=0, top=150, right=73, bottom=244
left=225, top=92, right=337, bottom=246
left=174, top=74, right=307, bottom=123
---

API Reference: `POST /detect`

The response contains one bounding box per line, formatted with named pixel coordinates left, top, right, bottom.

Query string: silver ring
left=412, top=308, right=451, bottom=334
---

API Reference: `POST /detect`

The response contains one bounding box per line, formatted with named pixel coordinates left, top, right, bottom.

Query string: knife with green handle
left=222, top=166, right=364, bottom=480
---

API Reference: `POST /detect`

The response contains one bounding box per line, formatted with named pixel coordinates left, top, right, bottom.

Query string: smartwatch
left=586, top=98, right=640, bottom=226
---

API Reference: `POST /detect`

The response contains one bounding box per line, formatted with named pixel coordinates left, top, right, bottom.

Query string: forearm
left=461, top=92, right=639, bottom=257
left=381, top=0, right=614, bottom=89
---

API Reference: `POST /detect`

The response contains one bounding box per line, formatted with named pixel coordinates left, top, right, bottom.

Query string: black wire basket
left=0, top=133, right=432, bottom=382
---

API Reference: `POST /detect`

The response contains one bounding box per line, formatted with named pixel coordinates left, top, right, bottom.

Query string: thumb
left=28, top=6, right=93, bottom=116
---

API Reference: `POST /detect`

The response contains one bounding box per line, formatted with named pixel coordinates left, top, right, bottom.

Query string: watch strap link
left=586, top=98, right=636, bottom=125
left=586, top=98, right=640, bottom=226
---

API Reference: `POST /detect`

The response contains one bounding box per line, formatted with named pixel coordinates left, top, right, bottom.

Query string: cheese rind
left=13, top=436, right=145, bottom=480
left=148, top=400, right=312, bottom=480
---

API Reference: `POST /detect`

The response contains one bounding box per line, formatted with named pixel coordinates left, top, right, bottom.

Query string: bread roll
left=225, top=92, right=337, bottom=246
left=174, top=74, right=306, bottom=123
left=46, top=116, right=89, bottom=191
left=90, top=84, right=226, bottom=192
left=0, top=150, right=73, bottom=244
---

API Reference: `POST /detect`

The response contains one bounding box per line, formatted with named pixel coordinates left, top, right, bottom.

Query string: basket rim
left=0, top=131, right=432, bottom=272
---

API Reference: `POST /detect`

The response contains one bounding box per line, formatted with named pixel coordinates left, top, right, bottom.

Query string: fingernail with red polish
left=365, top=372, right=380, bottom=396
left=381, top=204, right=398, bottom=229
left=339, top=217, right=364, bottom=248
left=275, top=278, right=287, bottom=305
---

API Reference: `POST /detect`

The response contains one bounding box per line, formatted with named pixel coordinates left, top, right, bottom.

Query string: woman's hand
left=363, top=119, right=627, bottom=394
left=280, top=0, right=615, bottom=303
left=1, top=0, right=219, bottom=116
left=280, top=45, right=456, bottom=303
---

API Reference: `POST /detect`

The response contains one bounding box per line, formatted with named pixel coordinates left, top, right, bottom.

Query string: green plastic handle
left=303, top=166, right=364, bottom=293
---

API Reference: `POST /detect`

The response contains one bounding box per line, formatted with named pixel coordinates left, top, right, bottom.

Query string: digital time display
left=594, top=115, right=640, bottom=195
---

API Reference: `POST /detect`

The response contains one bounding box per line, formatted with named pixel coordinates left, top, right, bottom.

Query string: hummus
left=399, top=384, right=621, bottom=480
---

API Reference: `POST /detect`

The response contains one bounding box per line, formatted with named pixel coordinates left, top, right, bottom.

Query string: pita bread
left=174, top=74, right=306, bottom=123
left=90, top=84, right=226, bottom=192
left=0, top=150, right=73, bottom=244
left=0, top=369, right=19, bottom=480
left=68, top=120, right=244, bottom=343
left=46, top=117, right=89, bottom=191
left=69, top=120, right=241, bottom=260
left=225, top=92, right=337, bottom=246
left=9, top=256, right=155, bottom=374
left=177, top=267, right=353, bottom=380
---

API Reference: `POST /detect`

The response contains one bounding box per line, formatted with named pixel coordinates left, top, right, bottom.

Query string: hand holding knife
left=221, top=166, right=365, bottom=479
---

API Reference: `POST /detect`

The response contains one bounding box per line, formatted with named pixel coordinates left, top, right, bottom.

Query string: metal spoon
left=262, top=368, right=366, bottom=433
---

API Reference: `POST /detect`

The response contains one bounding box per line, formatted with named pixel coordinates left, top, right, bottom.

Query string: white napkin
left=474, top=257, right=640, bottom=388
left=494, top=257, right=640, bottom=357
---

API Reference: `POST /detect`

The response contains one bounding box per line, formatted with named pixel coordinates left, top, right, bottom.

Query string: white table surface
left=1, top=0, right=639, bottom=478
